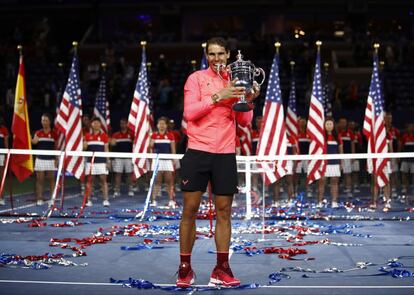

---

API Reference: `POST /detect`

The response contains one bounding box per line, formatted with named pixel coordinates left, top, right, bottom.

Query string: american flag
left=286, top=69, right=299, bottom=141
left=363, top=48, right=389, bottom=187
left=93, top=72, right=111, bottom=133
left=256, top=49, right=287, bottom=184
left=237, top=124, right=253, bottom=156
left=128, top=46, right=151, bottom=179
left=55, top=51, right=84, bottom=179
left=306, top=46, right=326, bottom=184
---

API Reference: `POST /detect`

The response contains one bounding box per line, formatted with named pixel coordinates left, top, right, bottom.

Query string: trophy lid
left=229, top=49, right=253, bottom=68
left=236, top=50, right=243, bottom=61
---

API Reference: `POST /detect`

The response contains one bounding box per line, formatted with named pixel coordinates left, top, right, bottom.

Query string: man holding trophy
left=177, top=37, right=263, bottom=288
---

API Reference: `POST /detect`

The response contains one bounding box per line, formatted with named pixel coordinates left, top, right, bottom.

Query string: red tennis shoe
left=209, top=265, right=240, bottom=287
left=176, top=262, right=195, bottom=288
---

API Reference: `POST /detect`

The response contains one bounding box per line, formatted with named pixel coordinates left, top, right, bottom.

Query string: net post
left=137, top=154, right=159, bottom=221
left=261, top=171, right=266, bottom=242
left=46, top=151, right=66, bottom=217
left=245, top=157, right=252, bottom=220
left=0, top=150, right=11, bottom=200
left=8, top=158, right=14, bottom=211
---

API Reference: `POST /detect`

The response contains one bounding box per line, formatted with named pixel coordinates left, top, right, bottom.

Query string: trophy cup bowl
left=217, top=50, right=265, bottom=112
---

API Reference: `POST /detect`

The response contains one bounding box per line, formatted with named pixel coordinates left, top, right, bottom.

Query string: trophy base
left=232, top=102, right=252, bottom=112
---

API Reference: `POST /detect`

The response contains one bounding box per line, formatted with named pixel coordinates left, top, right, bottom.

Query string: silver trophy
left=217, top=50, right=265, bottom=112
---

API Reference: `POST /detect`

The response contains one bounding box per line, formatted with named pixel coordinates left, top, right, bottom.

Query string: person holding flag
left=32, top=113, right=58, bottom=206
left=318, top=117, right=342, bottom=208
left=83, top=117, right=110, bottom=207
left=149, top=117, right=177, bottom=208
left=110, top=118, right=134, bottom=198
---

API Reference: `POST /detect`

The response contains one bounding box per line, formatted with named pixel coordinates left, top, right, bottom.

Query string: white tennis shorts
left=325, top=164, right=341, bottom=177
left=85, top=162, right=108, bottom=175
left=34, top=158, right=56, bottom=171
left=151, top=159, right=174, bottom=172
left=295, top=160, right=308, bottom=173
left=112, top=158, right=133, bottom=173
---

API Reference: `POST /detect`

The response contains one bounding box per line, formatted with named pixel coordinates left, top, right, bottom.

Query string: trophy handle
left=254, top=67, right=266, bottom=86
left=216, top=64, right=229, bottom=81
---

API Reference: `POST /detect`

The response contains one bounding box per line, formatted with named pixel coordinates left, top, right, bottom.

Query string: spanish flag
left=11, top=52, right=33, bottom=182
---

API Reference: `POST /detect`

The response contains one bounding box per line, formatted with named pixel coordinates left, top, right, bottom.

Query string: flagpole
left=10, top=44, right=25, bottom=211
left=191, top=60, right=196, bottom=72
left=61, top=41, right=78, bottom=210
left=323, top=62, right=331, bottom=117
left=9, top=45, right=24, bottom=211
left=373, top=43, right=380, bottom=193
left=200, top=42, right=207, bottom=70
left=58, top=58, right=66, bottom=211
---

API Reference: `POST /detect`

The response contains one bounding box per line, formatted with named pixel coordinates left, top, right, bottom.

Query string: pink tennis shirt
left=183, top=66, right=253, bottom=154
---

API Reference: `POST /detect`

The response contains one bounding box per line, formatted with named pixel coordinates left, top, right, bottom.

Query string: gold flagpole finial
left=324, top=62, right=329, bottom=68
left=201, top=42, right=207, bottom=49
left=140, top=41, right=147, bottom=48
left=101, top=63, right=107, bottom=71
left=374, top=43, right=380, bottom=54
left=274, top=42, right=281, bottom=53
left=17, top=45, right=23, bottom=55
left=316, top=40, right=322, bottom=47
left=290, top=60, right=295, bottom=70
left=72, top=41, right=78, bottom=47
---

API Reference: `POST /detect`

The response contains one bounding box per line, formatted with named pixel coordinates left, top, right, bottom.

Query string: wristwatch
left=211, top=93, right=220, bottom=104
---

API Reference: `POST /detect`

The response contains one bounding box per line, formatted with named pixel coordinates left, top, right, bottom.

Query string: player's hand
left=216, top=79, right=246, bottom=101
left=246, top=81, right=261, bottom=101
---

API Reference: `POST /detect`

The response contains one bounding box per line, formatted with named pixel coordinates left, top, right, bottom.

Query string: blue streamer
left=378, top=267, right=414, bottom=278
left=388, top=261, right=404, bottom=268
left=268, top=272, right=290, bottom=284
left=120, top=244, right=164, bottom=251
left=110, top=277, right=260, bottom=291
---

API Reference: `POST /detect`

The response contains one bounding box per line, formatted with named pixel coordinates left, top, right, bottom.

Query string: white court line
left=0, top=193, right=80, bottom=214
left=0, top=280, right=413, bottom=288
